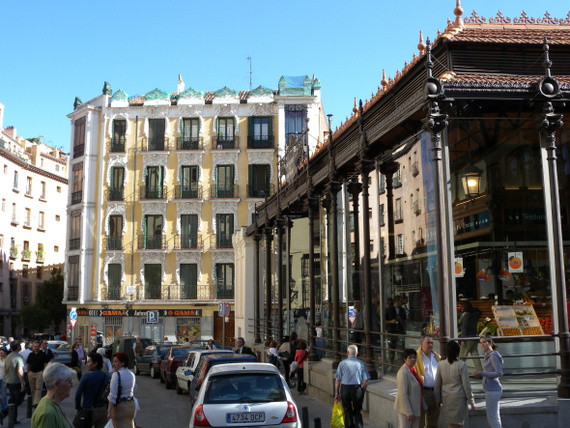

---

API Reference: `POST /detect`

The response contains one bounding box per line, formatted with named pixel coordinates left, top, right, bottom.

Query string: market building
left=64, top=75, right=327, bottom=347
left=236, top=4, right=570, bottom=425
left=0, top=102, right=69, bottom=337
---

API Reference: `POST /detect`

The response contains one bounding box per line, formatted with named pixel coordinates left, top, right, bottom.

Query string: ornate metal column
left=254, top=231, right=262, bottom=343
left=276, top=219, right=285, bottom=345
left=536, top=38, right=570, bottom=398
left=347, top=179, right=362, bottom=302
left=264, top=225, right=273, bottom=343
left=379, top=161, right=399, bottom=260
left=307, top=196, right=320, bottom=361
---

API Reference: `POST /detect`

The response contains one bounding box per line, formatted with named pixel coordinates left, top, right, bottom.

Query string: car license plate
left=227, top=412, right=265, bottom=423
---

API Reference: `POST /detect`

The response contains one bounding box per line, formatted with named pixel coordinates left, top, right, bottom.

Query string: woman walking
left=0, top=347, right=8, bottom=422
left=474, top=336, right=503, bottom=428
left=294, top=339, right=309, bottom=394
left=394, top=348, right=426, bottom=428
left=70, top=342, right=82, bottom=381
left=434, top=341, right=475, bottom=428
left=107, top=352, right=136, bottom=428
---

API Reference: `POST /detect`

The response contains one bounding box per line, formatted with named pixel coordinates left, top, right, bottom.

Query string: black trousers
left=340, top=384, right=364, bottom=428
left=7, top=383, right=23, bottom=420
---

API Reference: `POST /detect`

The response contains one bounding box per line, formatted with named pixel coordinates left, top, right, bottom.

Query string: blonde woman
left=474, top=336, right=503, bottom=428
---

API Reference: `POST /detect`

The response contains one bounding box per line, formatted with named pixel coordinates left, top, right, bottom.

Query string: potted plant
left=22, top=248, right=31, bottom=259
left=36, top=249, right=45, bottom=261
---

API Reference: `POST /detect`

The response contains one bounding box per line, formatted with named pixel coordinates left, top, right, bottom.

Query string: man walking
left=75, top=353, right=110, bottom=428
left=26, top=341, right=49, bottom=407
left=414, top=334, right=441, bottom=428
left=75, top=337, right=86, bottom=364
left=5, top=340, right=25, bottom=424
left=40, top=339, right=55, bottom=362
left=19, top=341, right=32, bottom=396
left=132, top=336, right=144, bottom=359
left=234, top=337, right=255, bottom=356
left=334, top=345, right=370, bottom=428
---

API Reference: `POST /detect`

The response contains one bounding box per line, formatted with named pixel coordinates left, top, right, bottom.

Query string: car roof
left=189, top=349, right=233, bottom=355
left=208, top=362, right=279, bottom=376
left=200, top=353, right=256, bottom=362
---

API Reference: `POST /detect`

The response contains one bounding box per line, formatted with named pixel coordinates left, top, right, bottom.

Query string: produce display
left=539, top=316, right=554, bottom=334
left=492, top=304, right=544, bottom=336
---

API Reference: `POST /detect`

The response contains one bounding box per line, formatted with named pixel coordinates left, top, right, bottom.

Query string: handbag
left=73, top=408, right=93, bottom=428
left=330, top=401, right=344, bottom=428
left=290, top=360, right=298, bottom=373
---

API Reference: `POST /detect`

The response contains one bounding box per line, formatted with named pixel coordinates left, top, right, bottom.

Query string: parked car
left=160, top=346, right=193, bottom=389
left=109, top=336, right=155, bottom=369
left=47, top=341, right=72, bottom=366
left=133, top=344, right=176, bottom=378
left=175, top=349, right=233, bottom=394
left=189, top=362, right=300, bottom=428
left=189, top=353, right=257, bottom=405
left=185, top=340, right=232, bottom=350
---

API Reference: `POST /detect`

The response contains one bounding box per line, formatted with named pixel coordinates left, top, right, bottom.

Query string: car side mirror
left=185, top=370, right=193, bottom=376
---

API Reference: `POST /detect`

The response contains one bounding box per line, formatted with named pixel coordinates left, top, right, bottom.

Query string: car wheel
left=150, top=366, right=157, bottom=379
left=133, top=363, right=139, bottom=375
left=176, top=381, right=182, bottom=394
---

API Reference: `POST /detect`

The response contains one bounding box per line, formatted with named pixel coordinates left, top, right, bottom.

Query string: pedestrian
left=394, top=348, right=426, bottom=428
left=458, top=301, right=483, bottom=372
left=334, top=344, right=370, bottom=428
left=71, top=342, right=83, bottom=381
left=414, top=334, right=441, bottom=428
left=107, top=352, right=136, bottom=428
left=96, top=347, right=113, bottom=374
left=234, top=337, right=255, bottom=356
left=5, top=340, right=25, bottom=424
left=434, top=341, right=476, bottom=428
left=206, top=339, right=218, bottom=350
left=26, top=340, right=49, bottom=407
left=19, top=340, right=32, bottom=395
left=0, top=347, right=8, bottom=419
left=162, top=336, right=171, bottom=345
left=75, top=353, right=110, bottom=428
left=474, top=336, right=504, bottom=428
left=30, top=362, right=75, bottom=428
left=267, top=341, right=280, bottom=366
left=132, top=337, right=143, bottom=359
left=40, top=339, right=55, bottom=362
left=278, top=336, right=295, bottom=386
left=75, top=337, right=86, bottom=365
left=350, top=301, right=364, bottom=344
left=294, top=339, right=308, bottom=394
left=386, top=297, right=406, bottom=367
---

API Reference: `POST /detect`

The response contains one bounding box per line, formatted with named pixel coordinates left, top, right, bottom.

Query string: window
left=54, top=246, right=59, bottom=252
left=3, top=165, right=7, bottom=174
left=143, top=215, right=163, bottom=249
left=216, top=214, right=234, bottom=248
left=11, top=203, right=17, bottom=224
left=24, top=208, right=31, bottom=227
left=56, top=215, right=60, bottom=221
left=379, top=174, right=385, bottom=193
left=57, top=186, right=61, bottom=193
left=217, top=118, right=235, bottom=146
left=144, top=264, right=162, bottom=299
left=2, top=199, right=5, bottom=212
left=180, top=118, right=200, bottom=149
left=180, top=214, right=198, bottom=248
left=13, top=171, right=18, bottom=190
left=72, top=163, right=83, bottom=204
left=67, top=255, right=79, bottom=300
left=37, top=266, right=42, bottom=279
left=285, top=105, right=306, bottom=145
left=73, top=117, right=86, bottom=158
left=55, top=164, right=59, bottom=172
left=69, top=210, right=81, bottom=250
left=180, top=264, right=198, bottom=299
left=107, top=264, right=122, bottom=300
left=216, top=263, right=234, bottom=299
left=248, top=117, right=273, bottom=148
left=145, top=166, right=164, bottom=199
left=396, top=234, right=404, bottom=255
left=108, top=215, right=123, bottom=250
left=393, top=168, right=402, bottom=187
left=37, top=243, right=44, bottom=262
left=179, top=165, right=199, bottom=198
left=40, top=181, right=46, bottom=199
left=395, top=198, right=402, bottom=221
left=248, top=164, right=270, bottom=198
left=26, top=177, right=32, bottom=196
left=41, top=158, right=44, bottom=167
left=23, top=264, right=29, bottom=279
left=38, top=211, right=45, bottom=230
left=148, top=119, right=165, bottom=150
left=112, top=120, right=126, bottom=152
left=110, top=167, right=125, bottom=201
left=215, top=165, right=234, bottom=198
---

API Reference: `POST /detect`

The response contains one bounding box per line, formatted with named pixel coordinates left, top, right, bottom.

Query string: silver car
left=189, top=363, right=301, bottom=428
left=175, top=349, right=233, bottom=394
left=47, top=341, right=72, bottom=366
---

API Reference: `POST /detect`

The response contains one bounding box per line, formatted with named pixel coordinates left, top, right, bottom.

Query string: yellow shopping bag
left=330, top=401, right=344, bottom=428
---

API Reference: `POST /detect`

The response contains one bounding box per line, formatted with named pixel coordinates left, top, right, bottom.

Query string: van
left=109, top=336, right=154, bottom=368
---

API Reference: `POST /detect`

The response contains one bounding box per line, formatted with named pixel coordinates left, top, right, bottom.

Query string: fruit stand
left=492, top=305, right=544, bottom=336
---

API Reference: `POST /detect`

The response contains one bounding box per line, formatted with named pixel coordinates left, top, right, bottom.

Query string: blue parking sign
left=147, top=310, right=159, bottom=324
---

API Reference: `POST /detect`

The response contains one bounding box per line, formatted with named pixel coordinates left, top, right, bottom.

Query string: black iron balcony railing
left=145, top=284, right=162, bottom=299
left=9, top=246, right=18, bottom=259
left=210, top=234, right=233, bottom=249
left=212, top=136, right=238, bottom=150
left=110, top=137, right=126, bottom=153
left=137, top=234, right=167, bottom=250
left=174, top=185, right=202, bottom=199
left=209, top=184, right=238, bottom=199
left=174, top=234, right=202, bottom=250
left=142, top=138, right=168, bottom=151
left=247, top=135, right=274, bottom=149
left=69, top=238, right=81, bottom=250
left=176, top=136, right=203, bottom=151
left=106, top=236, right=123, bottom=251
left=71, top=191, right=82, bottom=205
left=140, top=186, right=167, bottom=200
left=107, top=286, right=121, bottom=300
left=216, top=287, right=234, bottom=299
left=247, top=183, right=274, bottom=198
left=180, top=286, right=198, bottom=300
left=67, top=287, right=79, bottom=301
left=108, top=187, right=124, bottom=201
left=73, top=144, right=84, bottom=158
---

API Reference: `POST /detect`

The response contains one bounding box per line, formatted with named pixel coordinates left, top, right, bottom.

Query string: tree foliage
left=21, top=268, right=66, bottom=333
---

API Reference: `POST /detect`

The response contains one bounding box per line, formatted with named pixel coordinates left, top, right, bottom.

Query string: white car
left=175, top=349, right=232, bottom=394
left=189, top=362, right=301, bottom=428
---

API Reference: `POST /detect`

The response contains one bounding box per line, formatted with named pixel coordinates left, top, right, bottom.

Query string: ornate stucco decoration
left=176, top=252, right=203, bottom=286
left=247, top=102, right=275, bottom=117
left=247, top=152, right=274, bottom=181
left=111, top=90, right=129, bottom=108
left=143, top=106, right=170, bottom=137
left=212, top=86, right=240, bottom=105
left=210, top=201, right=238, bottom=233
left=139, top=252, right=166, bottom=285
left=211, top=152, right=239, bottom=182
left=103, top=253, right=125, bottom=287
left=140, top=203, right=168, bottom=232
left=106, top=110, right=131, bottom=138
left=142, top=153, right=169, bottom=183
left=177, top=114, right=205, bottom=136
left=278, top=75, right=312, bottom=96
left=247, top=86, right=274, bottom=105
left=104, top=204, right=127, bottom=235
left=175, top=202, right=203, bottom=234
left=143, top=88, right=172, bottom=106
left=211, top=251, right=235, bottom=280
left=178, top=87, right=206, bottom=106
left=212, top=104, right=240, bottom=134
left=177, top=153, right=204, bottom=183
left=106, top=155, right=129, bottom=185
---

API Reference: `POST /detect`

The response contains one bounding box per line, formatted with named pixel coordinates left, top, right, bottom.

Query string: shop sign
left=504, top=208, right=548, bottom=225
left=75, top=308, right=202, bottom=317
left=454, top=211, right=490, bottom=234
left=508, top=252, right=524, bottom=273
left=454, top=258, right=464, bottom=278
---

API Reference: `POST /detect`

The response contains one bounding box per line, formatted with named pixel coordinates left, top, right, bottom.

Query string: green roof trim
left=278, top=75, right=314, bottom=96
left=249, top=85, right=273, bottom=97
left=179, top=87, right=205, bottom=99
left=145, top=88, right=170, bottom=101
left=214, top=86, right=239, bottom=98
left=112, top=89, right=128, bottom=101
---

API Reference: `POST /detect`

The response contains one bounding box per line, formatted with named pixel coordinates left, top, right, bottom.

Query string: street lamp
left=461, top=164, right=483, bottom=198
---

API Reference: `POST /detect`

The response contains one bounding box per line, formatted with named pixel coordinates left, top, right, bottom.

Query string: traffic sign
left=224, top=303, right=231, bottom=317
left=70, top=319, right=77, bottom=328
left=147, top=310, right=159, bottom=324
left=218, top=302, right=224, bottom=317
left=69, top=310, right=77, bottom=321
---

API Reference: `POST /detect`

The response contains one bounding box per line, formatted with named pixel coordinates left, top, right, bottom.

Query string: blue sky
left=1, top=1, right=569, bottom=152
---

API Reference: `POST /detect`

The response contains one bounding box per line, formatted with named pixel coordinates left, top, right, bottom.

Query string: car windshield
left=55, top=344, right=70, bottom=351
left=172, top=348, right=189, bottom=357
left=204, top=373, right=286, bottom=404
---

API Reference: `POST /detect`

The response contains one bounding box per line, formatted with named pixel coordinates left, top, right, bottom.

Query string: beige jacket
left=394, top=364, right=427, bottom=417
left=434, top=359, right=475, bottom=405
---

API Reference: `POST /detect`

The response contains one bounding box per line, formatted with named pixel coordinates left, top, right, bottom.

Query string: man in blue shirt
left=75, top=353, right=110, bottom=428
left=334, top=345, right=371, bottom=428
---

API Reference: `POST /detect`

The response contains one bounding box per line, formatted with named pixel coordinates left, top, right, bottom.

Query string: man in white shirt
left=414, top=334, right=441, bottom=428
left=19, top=341, right=32, bottom=396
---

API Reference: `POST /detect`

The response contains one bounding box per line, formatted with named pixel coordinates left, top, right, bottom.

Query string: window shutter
left=248, top=117, right=253, bottom=141
left=248, top=164, right=254, bottom=196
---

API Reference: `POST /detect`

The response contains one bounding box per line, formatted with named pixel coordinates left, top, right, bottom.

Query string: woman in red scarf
left=394, top=348, right=427, bottom=428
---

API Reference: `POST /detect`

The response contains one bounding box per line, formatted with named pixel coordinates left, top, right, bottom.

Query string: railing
left=108, top=187, right=124, bottom=201
left=216, top=288, right=234, bottom=299
left=107, top=286, right=121, bottom=300
left=247, top=135, right=274, bottom=149
left=73, top=144, right=84, bottom=158
left=180, top=286, right=198, bottom=300
left=174, top=185, right=202, bottom=199
left=71, top=191, right=82, bottom=205
left=144, top=285, right=162, bottom=299
left=139, top=186, right=167, bottom=200
left=9, top=247, right=18, bottom=259
left=137, top=234, right=167, bottom=250
left=212, top=136, right=238, bottom=150
left=22, top=250, right=31, bottom=261
left=210, top=234, right=233, bottom=249
left=69, top=238, right=81, bottom=250
left=174, top=234, right=202, bottom=250
left=142, top=138, right=169, bottom=151
left=36, top=252, right=45, bottom=263
left=67, top=287, right=79, bottom=301
left=247, top=183, right=274, bottom=198
left=176, top=137, right=203, bottom=151
left=412, top=200, right=421, bottom=215
left=209, top=184, right=238, bottom=199
left=110, top=137, right=126, bottom=153
left=106, top=236, right=123, bottom=251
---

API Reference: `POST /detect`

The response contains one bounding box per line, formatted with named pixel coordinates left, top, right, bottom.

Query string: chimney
left=178, top=74, right=185, bottom=93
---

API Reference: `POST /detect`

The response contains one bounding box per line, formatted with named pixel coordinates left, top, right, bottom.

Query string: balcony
left=107, top=286, right=121, bottom=300
left=69, top=238, right=81, bottom=250
left=247, top=135, right=274, bottom=149
left=9, top=246, right=18, bottom=259
left=209, top=184, right=238, bottom=199
left=36, top=251, right=45, bottom=263
left=110, top=137, right=126, bottom=153
left=210, top=234, right=233, bottom=250
left=22, top=249, right=31, bottom=261
left=247, top=184, right=274, bottom=198
left=106, top=236, right=123, bottom=251
left=176, top=136, right=203, bottom=151
left=413, top=200, right=421, bottom=215
left=73, top=144, right=84, bottom=158
left=144, top=284, right=162, bottom=300
left=142, top=138, right=168, bottom=151
left=67, top=287, right=79, bottom=301
left=139, top=186, right=167, bottom=200
left=180, top=285, right=198, bottom=300
left=174, top=234, right=202, bottom=250
left=23, top=220, right=32, bottom=229
left=108, top=187, right=124, bottom=201
left=71, top=191, right=83, bottom=205
left=216, top=287, right=234, bottom=299
left=212, top=136, right=238, bottom=150
left=174, top=185, right=202, bottom=200
left=137, top=234, right=167, bottom=250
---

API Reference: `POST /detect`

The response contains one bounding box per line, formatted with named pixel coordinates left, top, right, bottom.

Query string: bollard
left=27, top=394, right=33, bottom=418
left=8, top=403, right=15, bottom=428
left=302, top=406, right=309, bottom=427
left=314, top=416, right=322, bottom=428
